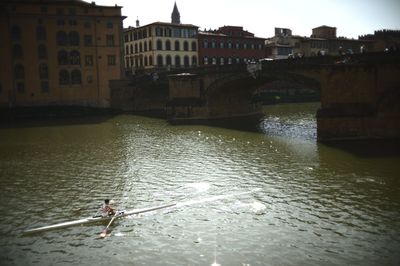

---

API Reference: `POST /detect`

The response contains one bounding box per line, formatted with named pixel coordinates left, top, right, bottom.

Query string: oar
left=100, top=211, right=118, bottom=238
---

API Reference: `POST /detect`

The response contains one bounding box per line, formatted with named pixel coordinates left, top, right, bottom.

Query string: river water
left=0, top=103, right=399, bottom=266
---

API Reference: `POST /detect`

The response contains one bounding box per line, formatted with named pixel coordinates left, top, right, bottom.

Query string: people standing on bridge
left=101, top=199, right=116, bottom=217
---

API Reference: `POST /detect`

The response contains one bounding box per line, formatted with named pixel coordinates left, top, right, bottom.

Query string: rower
left=101, top=199, right=116, bottom=217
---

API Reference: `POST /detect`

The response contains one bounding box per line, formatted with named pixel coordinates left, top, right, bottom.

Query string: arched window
left=36, top=25, right=46, bottom=41
left=69, top=31, right=80, bottom=46
left=56, top=31, right=68, bottom=46
left=59, top=69, right=69, bottom=85
left=204, top=57, right=208, bottom=65
left=135, top=44, right=138, bottom=53
left=220, top=57, right=224, bottom=65
left=174, top=41, right=180, bottom=51
left=203, top=40, right=208, bottom=48
left=149, top=55, right=153, bottom=66
left=38, top=44, right=47, bottom=59
left=149, top=40, right=152, bottom=51
left=58, top=50, right=68, bottom=65
left=144, top=56, right=148, bottom=66
left=130, top=44, right=133, bottom=54
left=71, top=69, right=82, bottom=84
left=175, top=55, right=181, bottom=67
left=39, top=63, right=48, bottom=79
left=156, top=39, right=162, bottom=50
left=13, top=44, right=23, bottom=59
left=192, top=56, right=197, bottom=66
left=166, top=55, right=172, bottom=66
left=157, top=55, right=163, bottom=67
left=144, top=42, right=147, bottom=51
left=184, top=56, right=189, bottom=67
left=191, top=41, right=197, bottom=51
left=184, top=41, right=189, bottom=51
left=166, top=40, right=171, bottom=50
left=11, top=25, right=21, bottom=41
left=139, top=42, right=143, bottom=52
left=211, top=40, right=216, bottom=48
left=14, top=64, right=24, bottom=79
left=69, top=50, right=80, bottom=65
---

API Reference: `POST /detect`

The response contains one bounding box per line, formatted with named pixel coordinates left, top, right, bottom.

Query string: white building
left=124, top=3, right=198, bottom=73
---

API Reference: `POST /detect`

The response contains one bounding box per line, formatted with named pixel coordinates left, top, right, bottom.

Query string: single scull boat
left=24, top=202, right=176, bottom=234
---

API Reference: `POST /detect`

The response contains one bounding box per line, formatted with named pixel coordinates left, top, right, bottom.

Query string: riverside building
left=124, top=2, right=199, bottom=73
left=0, top=0, right=125, bottom=108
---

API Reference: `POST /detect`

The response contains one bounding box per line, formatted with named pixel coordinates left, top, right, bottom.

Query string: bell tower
left=171, top=2, right=181, bottom=24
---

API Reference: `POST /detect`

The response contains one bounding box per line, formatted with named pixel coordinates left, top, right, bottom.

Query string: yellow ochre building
left=0, top=0, right=125, bottom=108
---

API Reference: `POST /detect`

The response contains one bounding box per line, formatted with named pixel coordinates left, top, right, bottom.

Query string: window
left=149, top=40, right=152, bottom=51
left=134, top=44, right=138, bottom=53
left=191, top=41, right=197, bottom=51
left=84, top=35, right=92, bottom=46
left=11, top=25, right=21, bottom=41
left=220, top=42, right=224, bottom=49
left=39, top=63, right=48, bottom=79
left=130, top=44, right=133, bottom=54
left=70, top=50, right=80, bottom=65
left=175, top=55, right=181, bottom=67
left=85, top=55, right=93, bottom=66
left=203, top=57, right=208, bottom=65
left=56, top=31, right=68, bottom=46
left=166, top=55, right=172, bottom=66
left=192, top=56, right=197, bottom=66
left=125, top=45, right=129, bottom=55
left=166, top=40, right=171, bottom=50
left=144, top=56, right=148, bottom=66
left=69, top=31, right=80, bottom=46
left=107, top=22, right=113, bottom=29
left=139, top=43, right=143, bottom=52
left=106, top=35, right=114, bottom=46
left=184, top=56, right=189, bottom=67
left=144, top=42, right=147, bottom=51
left=16, top=82, right=25, bottom=93
left=174, top=41, right=180, bottom=51
left=155, top=27, right=163, bottom=36
left=228, top=57, right=232, bottom=64
left=211, top=40, right=216, bottom=48
left=184, top=41, right=189, bottom=51
left=156, top=39, right=162, bottom=50
left=157, top=55, right=163, bottom=67
left=203, top=40, right=208, bottom=48
left=212, top=57, right=217, bottom=65
left=220, top=57, right=224, bottom=65
left=58, top=71, right=69, bottom=85
left=41, top=81, right=49, bottom=93
left=36, top=26, right=46, bottom=41
left=71, top=70, right=81, bottom=84
left=58, top=50, right=68, bottom=65
left=13, top=44, right=23, bottom=59
left=107, top=55, right=116, bottom=65
left=14, top=64, right=24, bottom=79
left=149, top=55, right=153, bottom=66
left=228, top=42, right=232, bottom=49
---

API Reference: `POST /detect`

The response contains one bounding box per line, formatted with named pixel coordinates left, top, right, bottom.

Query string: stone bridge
left=166, top=52, right=400, bottom=140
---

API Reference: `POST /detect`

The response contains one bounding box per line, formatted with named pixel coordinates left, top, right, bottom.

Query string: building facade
left=124, top=3, right=199, bottom=73
left=0, top=0, right=125, bottom=108
left=266, top=26, right=371, bottom=59
left=198, top=26, right=265, bottom=66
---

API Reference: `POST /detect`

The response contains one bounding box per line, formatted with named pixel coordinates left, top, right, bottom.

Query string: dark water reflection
left=0, top=103, right=399, bottom=266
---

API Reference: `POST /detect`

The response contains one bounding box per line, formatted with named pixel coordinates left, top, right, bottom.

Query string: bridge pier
left=317, top=61, right=400, bottom=141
